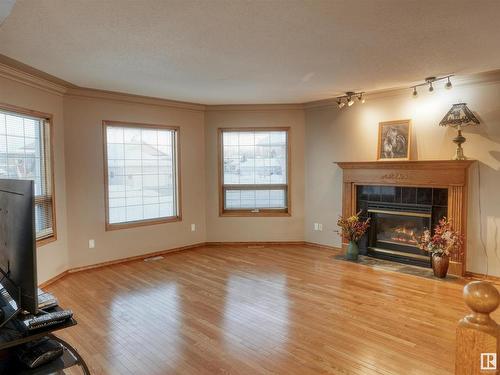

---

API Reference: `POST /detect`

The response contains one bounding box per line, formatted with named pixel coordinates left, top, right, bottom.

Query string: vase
left=432, top=254, right=450, bottom=278
left=346, top=240, right=359, bottom=261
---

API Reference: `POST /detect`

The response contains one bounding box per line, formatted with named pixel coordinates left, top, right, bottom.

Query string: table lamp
left=439, top=103, right=479, bottom=160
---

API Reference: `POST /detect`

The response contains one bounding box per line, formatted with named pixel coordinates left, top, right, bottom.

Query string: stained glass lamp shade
left=439, top=103, right=479, bottom=160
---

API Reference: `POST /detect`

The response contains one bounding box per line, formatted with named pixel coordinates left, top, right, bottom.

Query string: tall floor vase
left=432, top=254, right=450, bottom=278
left=346, top=240, right=359, bottom=261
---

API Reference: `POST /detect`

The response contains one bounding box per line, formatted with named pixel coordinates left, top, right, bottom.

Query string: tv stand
left=0, top=286, right=89, bottom=374
left=0, top=266, right=22, bottom=329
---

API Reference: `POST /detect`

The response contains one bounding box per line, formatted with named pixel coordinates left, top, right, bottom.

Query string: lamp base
left=452, top=129, right=467, bottom=161
left=453, top=146, right=467, bottom=160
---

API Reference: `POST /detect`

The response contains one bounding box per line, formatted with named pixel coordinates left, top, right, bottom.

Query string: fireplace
left=336, top=160, right=473, bottom=276
left=357, top=186, right=448, bottom=267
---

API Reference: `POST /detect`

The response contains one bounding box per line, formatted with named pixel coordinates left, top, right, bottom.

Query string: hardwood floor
left=46, top=245, right=491, bottom=375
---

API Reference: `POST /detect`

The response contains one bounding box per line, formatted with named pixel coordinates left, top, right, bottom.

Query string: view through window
left=0, top=109, right=54, bottom=240
left=104, top=122, right=180, bottom=228
left=220, top=128, right=289, bottom=214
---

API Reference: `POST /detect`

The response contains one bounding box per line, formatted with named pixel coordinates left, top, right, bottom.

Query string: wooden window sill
left=220, top=210, right=290, bottom=217
left=105, top=216, right=182, bottom=231
left=37, top=235, right=57, bottom=248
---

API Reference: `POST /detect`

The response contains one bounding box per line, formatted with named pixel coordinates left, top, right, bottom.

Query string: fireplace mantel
left=335, top=160, right=475, bottom=276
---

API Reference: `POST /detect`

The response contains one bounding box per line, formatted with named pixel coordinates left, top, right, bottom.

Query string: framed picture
left=377, top=120, right=412, bottom=160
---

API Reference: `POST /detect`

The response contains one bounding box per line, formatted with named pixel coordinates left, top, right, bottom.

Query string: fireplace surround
left=336, top=160, right=474, bottom=276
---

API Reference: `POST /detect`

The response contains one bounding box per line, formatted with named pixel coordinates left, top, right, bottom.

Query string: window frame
left=218, top=127, right=291, bottom=217
left=0, top=103, right=57, bottom=247
left=102, top=120, right=182, bottom=231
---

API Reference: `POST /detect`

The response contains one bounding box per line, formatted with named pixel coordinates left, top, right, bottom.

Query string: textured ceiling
left=1, top=0, right=500, bottom=104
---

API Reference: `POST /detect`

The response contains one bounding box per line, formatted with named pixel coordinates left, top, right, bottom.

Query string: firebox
left=357, top=186, right=448, bottom=267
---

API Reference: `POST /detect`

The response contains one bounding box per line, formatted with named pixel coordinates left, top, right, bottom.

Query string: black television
left=0, top=179, right=37, bottom=315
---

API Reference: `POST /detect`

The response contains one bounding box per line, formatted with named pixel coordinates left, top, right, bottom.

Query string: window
left=219, top=128, right=290, bottom=216
left=0, top=108, right=55, bottom=242
left=103, top=121, right=180, bottom=230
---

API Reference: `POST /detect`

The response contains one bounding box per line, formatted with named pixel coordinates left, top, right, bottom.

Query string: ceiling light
left=410, top=75, right=453, bottom=96
left=445, top=77, right=452, bottom=89
left=335, top=91, right=364, bottom=110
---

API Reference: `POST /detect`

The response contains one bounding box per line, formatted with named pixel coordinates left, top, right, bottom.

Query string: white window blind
left=221, top=129, right=289, bottom=213
left=104, top=123, right=179, bottom=228
left=0, top=110, right=54, bottom=240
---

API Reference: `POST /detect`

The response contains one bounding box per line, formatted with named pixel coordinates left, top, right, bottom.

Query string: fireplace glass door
left=369, top=210, right=431, bottom=256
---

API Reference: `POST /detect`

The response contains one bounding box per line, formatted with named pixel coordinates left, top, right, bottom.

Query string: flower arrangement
left=417, top=217, right=463, bottom=257
left=336, top=211, right=370, bottom=242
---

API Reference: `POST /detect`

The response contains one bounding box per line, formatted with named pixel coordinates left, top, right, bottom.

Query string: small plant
left=336, top=211, right=370, bottom=242
left=418, top=217, right=463, bottom=257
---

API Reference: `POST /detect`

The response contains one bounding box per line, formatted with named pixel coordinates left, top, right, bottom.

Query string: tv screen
left=0, top=179, right=37, bottom=314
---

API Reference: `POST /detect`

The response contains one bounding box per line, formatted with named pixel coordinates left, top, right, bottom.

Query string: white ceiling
left=1, top=0, right=500, bottom=104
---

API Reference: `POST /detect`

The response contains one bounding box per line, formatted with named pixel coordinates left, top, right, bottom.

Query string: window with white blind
left=103, top=122, right=180, bottom=230
left=219, top=128, right=290, bottom=216
left=0, top=108, right=55, bottom=241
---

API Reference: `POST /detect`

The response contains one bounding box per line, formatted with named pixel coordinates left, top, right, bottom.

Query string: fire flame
left=390, top=226, right=418, bottom=244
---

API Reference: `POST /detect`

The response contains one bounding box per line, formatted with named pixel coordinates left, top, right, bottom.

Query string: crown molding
left=65, top=87, right=206, bottom=112
left=453, top=69, right=500, bottom=87
left=2, top=53, right=500, bottom=111
left=0, top=62, right=68, bottom=96
left=206, top=103, right=304, bottom=112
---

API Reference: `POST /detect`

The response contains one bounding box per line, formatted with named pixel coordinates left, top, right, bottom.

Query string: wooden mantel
left=336, top=160, right=475, bottom=276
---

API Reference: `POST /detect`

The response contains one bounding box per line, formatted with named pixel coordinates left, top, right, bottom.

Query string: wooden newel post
left=456, top=281, right=500, bottom=374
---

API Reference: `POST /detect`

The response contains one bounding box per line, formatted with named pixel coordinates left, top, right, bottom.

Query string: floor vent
left=144, top=256, right=164, bottom=262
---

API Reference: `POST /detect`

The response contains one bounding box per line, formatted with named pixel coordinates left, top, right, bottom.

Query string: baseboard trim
left=39, top=241, right=332, bottom=288
left=303, top=241, right=342, bottom=251
left=465, top=271, right=500, bottom=284
left=39, top=242, right=206, bottom=288
left=205, top=241, right=305, bottom=247
left=39, top=270, right=70, bottom=289
left=68, top=242, right=206, bottom=274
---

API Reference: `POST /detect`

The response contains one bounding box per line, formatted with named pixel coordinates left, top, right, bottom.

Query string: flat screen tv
left=0, top=179, right=37, bottom=314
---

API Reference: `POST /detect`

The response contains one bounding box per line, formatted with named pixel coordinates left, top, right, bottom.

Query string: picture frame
left=377, top=120, right=412, bottom=160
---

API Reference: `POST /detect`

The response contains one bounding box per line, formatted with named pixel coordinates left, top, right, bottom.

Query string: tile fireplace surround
left=336, top=160, right=475, bottom=276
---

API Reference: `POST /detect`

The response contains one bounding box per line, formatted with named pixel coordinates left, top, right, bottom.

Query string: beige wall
left=63, top=94, right=206, bottom=268
left=0, top=76, right=69, bottom=284
left=205, top=107, right=305, bottom=242
left=304, top=79, right=500, bottom=276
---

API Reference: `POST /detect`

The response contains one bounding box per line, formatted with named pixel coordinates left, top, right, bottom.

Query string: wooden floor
left=46, top=245, right=490, bottom=375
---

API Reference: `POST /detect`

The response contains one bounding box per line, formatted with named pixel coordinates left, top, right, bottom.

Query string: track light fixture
left=335, top=91, right=365, bottom=109
left=410, top=75, right=454, bottom=97
left=445, top=77, right=452, bottom=89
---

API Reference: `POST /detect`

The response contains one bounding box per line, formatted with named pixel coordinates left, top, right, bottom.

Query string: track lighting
left=335, top=91, right=364, bottom=109
left=445, top=77, right=452, bottom=89
left=410, top=75, right=453, bottom=97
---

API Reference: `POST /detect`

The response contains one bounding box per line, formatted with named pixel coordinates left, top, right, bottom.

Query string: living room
left=0, top=1, right=499, bottom=374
